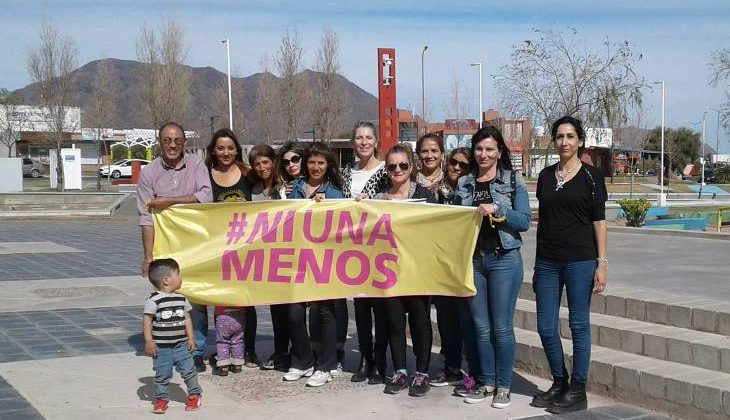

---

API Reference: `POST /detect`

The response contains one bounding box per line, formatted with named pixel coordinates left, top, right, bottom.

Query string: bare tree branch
left=313, top=26, right=347, bottom=142
left=136, top=20, right=190, bottom=128
left=276, top=29, right=307, bottom=141
left=26, top=20, right=78, bottom=190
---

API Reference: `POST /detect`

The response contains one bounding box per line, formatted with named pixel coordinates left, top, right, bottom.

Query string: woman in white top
left=341, top=121, right=389, bottom=384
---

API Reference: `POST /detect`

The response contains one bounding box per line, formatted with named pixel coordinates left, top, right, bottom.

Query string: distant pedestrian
left=143, top=258, right=202, bottom=414
left=531, top=116, right=608, bottom=414
left=137, top=122, right=213, bottom=373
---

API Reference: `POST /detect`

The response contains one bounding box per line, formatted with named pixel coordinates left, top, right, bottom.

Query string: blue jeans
left=152, top=341, right=202, bottom=400
left=533, top=258, right=596, bottom=385
left=467, top=248, right=523, bottom=388
left=190, top=304, right=208, bottom=357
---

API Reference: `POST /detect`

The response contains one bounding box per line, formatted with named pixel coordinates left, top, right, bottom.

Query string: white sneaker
left=283, top=366, right=314, bottom=381
left=305, top=370, right=333, bottom=387
left=330, top=362, right=343, bottom=377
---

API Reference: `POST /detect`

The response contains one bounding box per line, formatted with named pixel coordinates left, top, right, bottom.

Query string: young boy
left=143, top=258, right=203, bottom=414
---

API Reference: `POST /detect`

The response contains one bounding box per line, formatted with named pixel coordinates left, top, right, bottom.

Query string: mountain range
left=11, top=58, right=378, bottom=142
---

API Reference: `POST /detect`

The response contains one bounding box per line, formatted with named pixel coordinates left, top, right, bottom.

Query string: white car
left=99, top=159, right=150, bottom=178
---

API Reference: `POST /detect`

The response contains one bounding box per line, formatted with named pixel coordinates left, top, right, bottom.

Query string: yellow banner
left=153, top=200, right=480, bottom=306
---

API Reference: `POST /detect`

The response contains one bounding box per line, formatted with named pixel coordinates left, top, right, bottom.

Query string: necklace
left=555, top=161, right=580, bottom=191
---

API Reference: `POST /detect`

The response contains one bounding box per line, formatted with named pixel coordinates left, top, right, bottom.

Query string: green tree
left=645, top=126, right=700, bottom=177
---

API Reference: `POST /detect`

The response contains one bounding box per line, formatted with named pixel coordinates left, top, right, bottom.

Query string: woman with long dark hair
left=452, top=125, right=531, bottom=408
left=341, top=121, right=389, bottom=384
left=429, top=147, right=472, bottom=389
left=247, top=144, right=289, bottom=372
left=205, top=128, right=259, bottom=371
left=284, top=142, right=345, bottom=387
left=531, top=116, right=608, bottom=414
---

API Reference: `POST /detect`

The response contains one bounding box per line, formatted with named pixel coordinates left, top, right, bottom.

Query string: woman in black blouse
left=205, top=128, right=259, bottom=369
left=531, top=116, right=608, bottom=414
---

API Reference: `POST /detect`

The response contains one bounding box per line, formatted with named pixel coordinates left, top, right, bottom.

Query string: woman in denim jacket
left=452, top=126, right=531, bottom=408
left=284, top=142, right=345, bottom=388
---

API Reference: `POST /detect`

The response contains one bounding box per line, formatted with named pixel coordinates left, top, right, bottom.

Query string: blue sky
left=1, top=0, right=729, bottom=152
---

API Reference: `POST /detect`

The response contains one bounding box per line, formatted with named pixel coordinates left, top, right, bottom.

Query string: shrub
left=715, top=165, right=730, bottom=184
left=617, top=198, right=652, bottom=227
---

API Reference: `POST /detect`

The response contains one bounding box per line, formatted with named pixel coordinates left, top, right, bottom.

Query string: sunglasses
left=448, top=158, right=469, bottom=170
left=386, top=162, right=410, bottom=172
left=281, top=155, right=301, bottom=167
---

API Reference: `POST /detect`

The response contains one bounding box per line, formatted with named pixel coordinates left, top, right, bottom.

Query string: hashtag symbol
left=226, top=212, right=247, bottom=245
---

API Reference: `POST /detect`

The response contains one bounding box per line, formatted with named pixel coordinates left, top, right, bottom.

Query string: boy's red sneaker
left=152, top=399, right=168, bottom=414
left=185, top=394, right=202, bottom=411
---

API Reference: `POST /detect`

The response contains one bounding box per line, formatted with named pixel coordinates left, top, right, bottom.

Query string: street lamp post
left=701, top=111, right=707, bottom=186
left=653, top=81, right=666, bottom=206
left=221, top=39, right=233, bottom=131
left=421, top=45, right=428, bottom=133
left=470, top=62, right=483, bottom=128
left=708, top=107, right=721, bottom=168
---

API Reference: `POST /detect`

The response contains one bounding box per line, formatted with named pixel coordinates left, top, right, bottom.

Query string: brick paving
left=0, top=220, right=140, bottom=281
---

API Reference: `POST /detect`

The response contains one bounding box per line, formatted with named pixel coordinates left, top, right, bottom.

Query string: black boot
left=351, top=356, right=370, bottom=382
left=530, top=376, right=569, bottom=408
left=367, top=362, right=385, bottom=385
left=546, top=382, right=587, bottom=414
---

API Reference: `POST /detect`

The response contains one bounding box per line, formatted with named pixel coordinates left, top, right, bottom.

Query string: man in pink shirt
left=137, top=121, right=213, bottom=372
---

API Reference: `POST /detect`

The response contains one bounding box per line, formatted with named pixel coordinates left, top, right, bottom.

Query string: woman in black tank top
left=204, top=129, right=258, bottom=373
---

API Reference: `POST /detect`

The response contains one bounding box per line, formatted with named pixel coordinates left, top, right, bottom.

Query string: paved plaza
left=1, top=215, right=719, bottom=419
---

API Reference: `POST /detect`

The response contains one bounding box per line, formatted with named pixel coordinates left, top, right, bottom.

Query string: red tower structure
left=377, top=48, right=398, bottom=153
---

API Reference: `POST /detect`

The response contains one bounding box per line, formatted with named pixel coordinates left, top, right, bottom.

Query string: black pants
left=433, top=296, right=464, bottom=371
left=354, top=298, right=389, bottom=368
left=289, top=300, right=338, bottom=371
left=244, top=306, right=257, bottom=354
left=269, top=304, right=290, bottom=356
left=383, top=296, right=432, bottom=373
left=309, top=298, right=348, bottom=344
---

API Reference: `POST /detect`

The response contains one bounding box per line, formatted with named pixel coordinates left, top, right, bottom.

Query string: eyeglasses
left=448, top=158, right=469, bottom=170
left=386, top=162, right=410, bottom=172
left=281, top=155, right=301, bottom=167
left=160, top=138, right=185, bottom=145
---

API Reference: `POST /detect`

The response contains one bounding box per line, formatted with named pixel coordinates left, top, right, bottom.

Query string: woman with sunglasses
left=452, top=126, right=531, bottom=408
left=341, top=121, right=389, bottom=385
left=284, top=142, right=345, bottom=388
left=204, top=128, right=259, bottom=371
left=374, top=143, right=436, bottom=398
left=277, top=141, right=305, bottom=194
left=416, top=133, right=445, bottom=189
left=429, top=147, right=472, bottom=389
left=247, top=144, right=290, bottom=372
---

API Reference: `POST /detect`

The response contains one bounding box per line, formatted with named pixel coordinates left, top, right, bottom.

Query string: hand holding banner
left=153, top=199, right=480, bottom=306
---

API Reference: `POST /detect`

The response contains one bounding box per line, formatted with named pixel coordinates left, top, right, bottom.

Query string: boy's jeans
left=153, top=341, right=202, bottom=400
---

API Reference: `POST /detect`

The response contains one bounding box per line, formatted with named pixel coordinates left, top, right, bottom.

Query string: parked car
left=99, top=159, right=150, bottom=178
left=22, top=158, right=44, bottom=178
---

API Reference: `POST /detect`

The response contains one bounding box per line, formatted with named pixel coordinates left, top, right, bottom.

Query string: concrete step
left=519, top=279, right=730, bottom=336
left=514, top=298, right=730, bottom=374
left=514, top=327, right=730, bottom=420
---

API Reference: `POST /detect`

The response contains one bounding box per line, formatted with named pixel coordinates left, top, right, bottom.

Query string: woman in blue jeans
left=452, top=125, right=531, bottom=408
left=531, top=116, right=608, bottom=414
